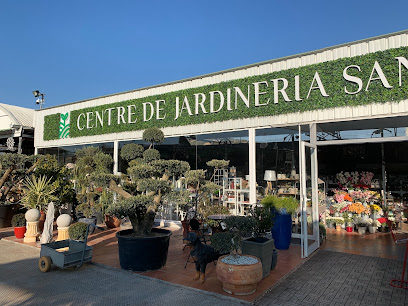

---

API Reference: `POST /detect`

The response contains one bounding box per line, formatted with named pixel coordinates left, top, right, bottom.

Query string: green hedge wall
left=44, top=46, right=408, bottom=141
left=43, top=113, right=60, bottom=141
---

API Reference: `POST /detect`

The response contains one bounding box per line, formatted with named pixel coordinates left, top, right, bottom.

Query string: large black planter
left=116, top=228, right=172, bottom=271
left=242, top=237, right=275, bottom=279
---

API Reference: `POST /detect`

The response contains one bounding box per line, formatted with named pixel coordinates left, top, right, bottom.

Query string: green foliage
left=0, top=153, right=28, bottom=169
left=21, top=175, right=58, bottom=211
left=43, top=113, right=60, bottom=140
left=68, top=222, right=88, bottom=240
left=143, top=149, right=160, bottom=163
left=249, top=206, right=273, bottom=237
left=198, top=204, right=230, bottom=228
left=142, top=128, right=164, bottom=145
left=34, top=154, right=75, bottom=206
left=151, top=159, right=190, bottom=178
left=210, top=215, right=255, bottom=255
left=185, top=170, right=206, bottom=189
left=137, top=179, right=171, bottom=194
left=106, top=195, right=155, bottom=235
left=74, top=147, right=113, bottom=218
left=120, top=143, right=144, bottom=162
left=261, top=195, right=299, bottom=215
left=44, top=46, right=408, bottom=141
left=11, top=213, right=26, bottom=227
left=127, top=164, right=156, bottom=181
left=206, top=159, right=230, bottom=169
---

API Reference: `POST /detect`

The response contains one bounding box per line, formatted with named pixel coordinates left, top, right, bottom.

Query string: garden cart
left=38, top=223, right=103, bottom=272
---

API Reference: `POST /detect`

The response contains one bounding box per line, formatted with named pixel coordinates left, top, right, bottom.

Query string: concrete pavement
left=0, top=239, right=249, bottom=306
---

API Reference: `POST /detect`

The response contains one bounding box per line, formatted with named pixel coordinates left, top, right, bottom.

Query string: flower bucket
left=358, top=226, right=367, bottom=234
left=346, top=226, right=353, bottom=232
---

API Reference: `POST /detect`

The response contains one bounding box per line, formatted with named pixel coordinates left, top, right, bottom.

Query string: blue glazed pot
left=271, top=209, right=292, bottom=250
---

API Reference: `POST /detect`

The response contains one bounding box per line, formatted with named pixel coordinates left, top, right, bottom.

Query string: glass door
left=299, top=141, right=319, bottom=257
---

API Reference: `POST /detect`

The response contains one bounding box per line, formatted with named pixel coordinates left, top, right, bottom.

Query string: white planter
left=368, top=225, right=376, bottom=234
left=358, top=226, right=367, bottom=234
left=25, top=209, right=41, bottom=222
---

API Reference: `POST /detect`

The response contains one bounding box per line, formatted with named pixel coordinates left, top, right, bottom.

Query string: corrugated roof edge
left=37, top=29, right=408, bottom=111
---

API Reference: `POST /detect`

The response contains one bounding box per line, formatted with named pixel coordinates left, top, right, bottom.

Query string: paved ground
left=255, top=250, right=408, bottom=306
left=0, top=240, right=249, bottom=306
left=2, top=237, right=408, bottom=306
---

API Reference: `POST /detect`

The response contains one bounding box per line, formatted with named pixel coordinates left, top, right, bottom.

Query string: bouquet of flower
left=348, top=202, right=366, bottom=214
left=360, top=171, right=374, bottom=186
left=333, top=190, right=352, bottom=203
left=370, top=204, right=383, bottom=215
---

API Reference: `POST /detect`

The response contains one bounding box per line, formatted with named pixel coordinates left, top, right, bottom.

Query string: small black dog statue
left=183, top=232, right=220, bottom=283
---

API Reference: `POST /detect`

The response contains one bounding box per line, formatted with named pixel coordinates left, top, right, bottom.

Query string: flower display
left=370, top=204, right=383, bottom=215
left=333, top=190, right=352, bottom=203
left=348, top=202, right=366, bottom=214
left=360, top=171, right=374, bottom=186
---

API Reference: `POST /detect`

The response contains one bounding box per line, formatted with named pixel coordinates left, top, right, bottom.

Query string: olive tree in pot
left=261, top=195, right=299, bottom=250
left=211, top=216, right=263, bottom=296
left=106, top=128, right=190, bottom=272
left=242, top=206, right=276, bottom=278
left=74, top=147, right=113, bottom=233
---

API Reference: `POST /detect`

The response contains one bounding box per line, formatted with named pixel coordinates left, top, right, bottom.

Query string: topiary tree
left=107, top=129, right=191, bottom=237
left=143, top=127, right=164, bottom=149
left=120, top=143, right=144, bottom=162
left=74, top=147, right=114, bottom=218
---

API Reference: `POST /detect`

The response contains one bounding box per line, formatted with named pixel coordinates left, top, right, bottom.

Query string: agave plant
left=21, top=175, right=58, bottom=211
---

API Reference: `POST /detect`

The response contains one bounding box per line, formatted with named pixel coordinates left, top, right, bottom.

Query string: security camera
left=36, top=98, right=40, bottom=104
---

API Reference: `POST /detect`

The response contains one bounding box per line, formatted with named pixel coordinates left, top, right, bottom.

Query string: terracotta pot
left=38, top=211, right=46, bottom=233
left=216, top=254, right=263, bottom=295
left=336, top=225, right=341, bottom=231
left=105, top=215, right=121, bottom=228
left=14, top=226, right=26, bottom=239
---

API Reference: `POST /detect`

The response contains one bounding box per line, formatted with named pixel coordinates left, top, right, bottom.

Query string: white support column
left=248, top=128, right=256, bottom=205
left=34, top=147, right=38, bottom=155
left=113, top=140, right=119, bottom=175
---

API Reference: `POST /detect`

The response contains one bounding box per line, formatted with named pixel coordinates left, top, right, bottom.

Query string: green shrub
left=143, top=149, right=160, bottom=163
left=142, top=128, right=164, bottom=146
left=120, top=143, right=144, bottom=162
left=261, top=195, right=299, bottom=215
left=249, top=206, right=273, bottom=237
left=11, top=213, right=26, bottom=227
left=210, top=215, right=255, bottom=256
left=68, top=222, right=88, bottom=240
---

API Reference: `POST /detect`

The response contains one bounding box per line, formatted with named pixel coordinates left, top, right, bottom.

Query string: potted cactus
left=211, top=216, right=263, bottom=295
left=107, top=128, right=191, bottom=272
left=11, top=213, right=26, bottom=239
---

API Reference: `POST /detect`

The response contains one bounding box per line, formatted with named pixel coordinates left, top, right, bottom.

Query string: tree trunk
left=0, top=167, right=15, bottom=189
left=109, top=180, right=132, bottom=199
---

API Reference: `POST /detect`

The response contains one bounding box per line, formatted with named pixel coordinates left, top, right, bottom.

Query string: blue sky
left=0, top=0, right=407, bottom=109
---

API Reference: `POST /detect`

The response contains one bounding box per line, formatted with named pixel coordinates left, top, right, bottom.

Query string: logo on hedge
left=59, top=112, right=70, bottom=139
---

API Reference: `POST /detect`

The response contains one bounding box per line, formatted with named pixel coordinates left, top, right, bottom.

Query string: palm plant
left=21, top=175, right=58, bottom=211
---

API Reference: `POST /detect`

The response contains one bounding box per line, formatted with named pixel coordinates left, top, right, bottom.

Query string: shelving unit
left=276, top=178, right=299, bottom=197
left=222, top=177, right=250, bottom=215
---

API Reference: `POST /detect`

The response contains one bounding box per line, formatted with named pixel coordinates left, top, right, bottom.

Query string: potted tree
left=211, top=216, right=263, bottom=295
left=241, top=206, right=275, bottom=278
left=21, top=174, right=58, bottom=232
left=73, top=147, right=113, bottom=232
left=11, top=213, right=26, bottom=239
left=261, top=195, right=299, bottom=250
left=107, top=128, right=191, bottom=272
